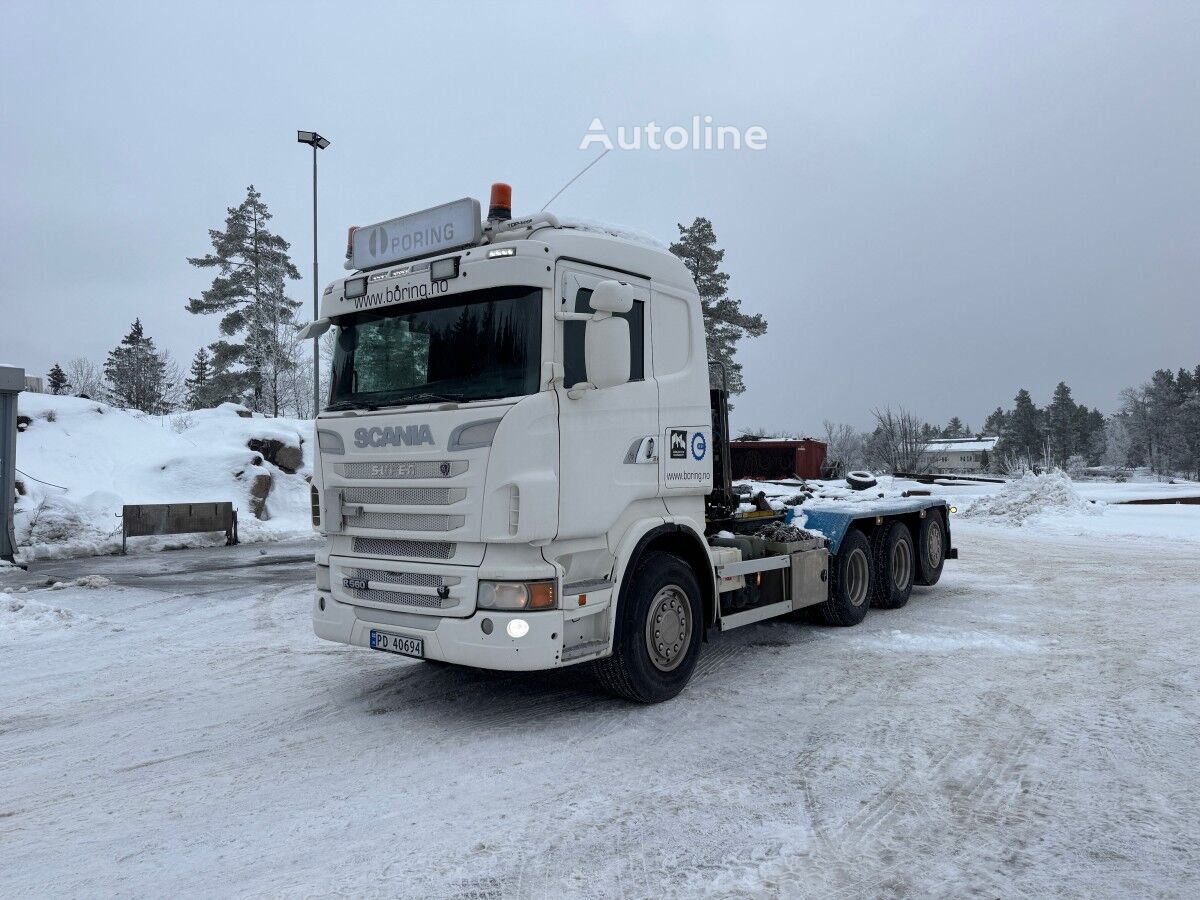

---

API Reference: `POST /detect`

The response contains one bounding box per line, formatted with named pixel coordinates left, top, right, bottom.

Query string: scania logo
left=354, top=424, right=435, bottom=448
left=368, top=226, right=388, bottom=258
left=439, top=462, right=451, bottom=477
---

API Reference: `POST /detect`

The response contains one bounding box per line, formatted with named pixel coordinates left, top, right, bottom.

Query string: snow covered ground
left=3, top=509, right=1199, bottom=897
left=13, top=394, right=317, bottom=561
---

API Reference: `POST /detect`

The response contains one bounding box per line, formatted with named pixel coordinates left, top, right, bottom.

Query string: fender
left=603, top=516, right=718, bottom=657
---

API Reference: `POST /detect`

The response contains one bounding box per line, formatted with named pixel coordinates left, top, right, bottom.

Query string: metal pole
left=0, top=365, right=24, bottom=564
left=312, top=143, right=320, bottom=417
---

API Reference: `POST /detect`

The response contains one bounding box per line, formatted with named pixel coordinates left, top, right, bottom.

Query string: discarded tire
left=846, top=471, right=877, bottom=490
left=914, top=509, right=947, bottom=586
left=871, top=521, right=915, bottom=609
left=814, top=529, right=872, bottom=627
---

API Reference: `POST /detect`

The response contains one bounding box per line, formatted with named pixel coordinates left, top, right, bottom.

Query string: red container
left=729, top=438, right=828, bottom=481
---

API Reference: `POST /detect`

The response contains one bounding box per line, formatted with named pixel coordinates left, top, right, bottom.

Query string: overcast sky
left=4, top=1, right=1198, bottom=433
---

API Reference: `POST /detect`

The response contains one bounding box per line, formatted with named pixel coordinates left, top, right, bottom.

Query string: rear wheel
left=593, top=551, right=704, bottom=703
left=872, top=521, right=915, bottom=609
left=813, top=528, right=873, bottom=626
left=914, top=510, right=946, bottom=586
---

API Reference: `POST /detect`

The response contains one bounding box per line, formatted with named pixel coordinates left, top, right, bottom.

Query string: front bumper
left=313, top=592, right=566, bottom=671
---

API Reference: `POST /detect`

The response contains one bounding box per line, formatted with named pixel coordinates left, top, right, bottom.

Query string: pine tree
left=185, top=347, right=219, bottom=410
left=942, top=417, right=970, bottom=439
left=982, top=406, right=1006, bottom=438
left=1047, top=381, right=1078, bottom=465
left=104, top=319, right=170, bottom=413
left=1003, top=389, right=1044, bottom=467
left=47, top=363, right=68, bottom=395
left=669, top=218, right=766, bottom=395
left=187, top=185, right=302, bottom=415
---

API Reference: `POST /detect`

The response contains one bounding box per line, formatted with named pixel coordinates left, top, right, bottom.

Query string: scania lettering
left=305, top=183, right=957, bottom=703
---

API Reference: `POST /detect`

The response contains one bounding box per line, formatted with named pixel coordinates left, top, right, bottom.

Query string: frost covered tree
left=187, top=185, right=302, bottom=416
left=822, top=420, right=865, bottom=477
left=865, top=407, right=931, bottom=474
left=103, top=319, right=171, bottom=414
left=46, top=363, right=68, bottom=395
left=64, top=357, right=104, bottom=399
left=669, top=218, right=766, bottom=395
left=1102, top=415, right=1132, bottom=468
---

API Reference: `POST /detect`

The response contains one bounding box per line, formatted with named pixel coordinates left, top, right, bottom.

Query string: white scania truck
left=305, top=184, right=955, bottom=702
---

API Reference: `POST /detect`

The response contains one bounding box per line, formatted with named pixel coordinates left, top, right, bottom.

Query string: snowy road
left=3, top=525, right=1198, bottom=898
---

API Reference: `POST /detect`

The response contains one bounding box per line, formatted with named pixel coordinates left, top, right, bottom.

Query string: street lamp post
left=297, top=130, right=331, bottom=417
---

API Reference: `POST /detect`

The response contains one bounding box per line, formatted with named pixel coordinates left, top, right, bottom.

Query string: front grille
left=351, top=568, right=459, bottom=588
left=346, top=588, right=457, bottom=609
left=346, top=512, right=465, bottom=532
left=352, top=537, right=456, bottom=559
left=339, top=461, right=467, bottom=480
left=342, top=486, right=466, bottom=506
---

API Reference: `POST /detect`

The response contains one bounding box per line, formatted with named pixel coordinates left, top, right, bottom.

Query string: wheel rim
left=891, top=537, right=912, bottom=590
left=645, top=584, right=692, bottom=672
left=926, top=521, right=944, bottom=570
left=845, top=548, right=870, bottom=607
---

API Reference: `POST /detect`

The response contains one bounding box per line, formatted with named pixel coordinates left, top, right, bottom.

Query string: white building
left=922, top=436, right=998, bottom=474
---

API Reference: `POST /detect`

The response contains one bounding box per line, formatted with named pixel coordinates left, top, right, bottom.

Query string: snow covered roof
left=924, top=437, right=998, bottom=452
left=554, top=215, right=669, bottom=250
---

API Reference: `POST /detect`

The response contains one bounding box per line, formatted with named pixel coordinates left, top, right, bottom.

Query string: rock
left=247, top=438, right=303, bottom=474
left=249, top=472, right=273, bottom=520
left=235, top=408, right=252, bottom=418
left=17, top=415, right=32, bottom=432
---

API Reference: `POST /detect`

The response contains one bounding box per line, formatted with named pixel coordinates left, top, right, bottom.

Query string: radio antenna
left=540, top=148, right=611, bottom=212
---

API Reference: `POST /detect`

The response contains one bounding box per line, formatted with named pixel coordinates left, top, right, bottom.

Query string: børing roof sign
left=350, top=198, right=482, bottom=271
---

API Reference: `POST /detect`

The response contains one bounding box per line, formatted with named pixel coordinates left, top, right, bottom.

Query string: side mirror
left=584, top=316, right=630, bottom=390
left=297, top=318, right=332, bottom=340
left=589, top=280, right=634, bottom=314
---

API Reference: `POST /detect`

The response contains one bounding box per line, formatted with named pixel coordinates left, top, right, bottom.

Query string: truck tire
left=871, top=521, right=915, bottom=609
left=914, top=509, right=946, bottom=586
left=813, top=528, right=873, bottom=627
left=593, top=551, right=704, bottom=704
left=846, top=471, right=877, bottom=490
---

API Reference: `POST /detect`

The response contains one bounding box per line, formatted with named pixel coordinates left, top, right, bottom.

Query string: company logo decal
left=368, top=226, right=387, bottom=258
left=354, top=425, right=435, bottom=448
left=691, top=432, right=707, bottom=462
left=670, top=429, right=687, bottom=460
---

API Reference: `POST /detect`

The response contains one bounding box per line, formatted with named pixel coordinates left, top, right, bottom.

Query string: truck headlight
left=477, top=580, right=557, bottom=611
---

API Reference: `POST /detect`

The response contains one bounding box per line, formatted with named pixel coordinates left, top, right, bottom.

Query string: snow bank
left=13, top=394, right=316, bottom=561
left=961, top=471, right=1099, bottom=526
left=0, top=591, right=98, bottom=635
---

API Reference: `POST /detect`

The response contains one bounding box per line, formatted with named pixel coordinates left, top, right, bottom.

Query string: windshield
left=328, top=285, right=542, bottom=409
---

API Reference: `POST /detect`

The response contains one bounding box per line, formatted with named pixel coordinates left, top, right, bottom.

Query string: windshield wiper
left=324, top=400, right=378, bottom=412
left=393, top=392, right=466, bottom=406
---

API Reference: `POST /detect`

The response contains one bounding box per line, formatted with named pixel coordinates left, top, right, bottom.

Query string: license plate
left=369, top=629, right=424, bottom=659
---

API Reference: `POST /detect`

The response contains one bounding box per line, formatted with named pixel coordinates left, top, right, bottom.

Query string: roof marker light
left=487, top=247, right=516, bottom=259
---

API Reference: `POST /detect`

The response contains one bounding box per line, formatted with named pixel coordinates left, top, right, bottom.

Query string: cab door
left=555, top=262, right=661, bottom=541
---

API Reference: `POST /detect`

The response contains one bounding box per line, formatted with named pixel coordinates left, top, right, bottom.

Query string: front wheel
left=593, top=551, right=704, bottom=703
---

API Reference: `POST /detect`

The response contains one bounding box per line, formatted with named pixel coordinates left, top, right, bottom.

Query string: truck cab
left=309, top=185, right=954, bottom=702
